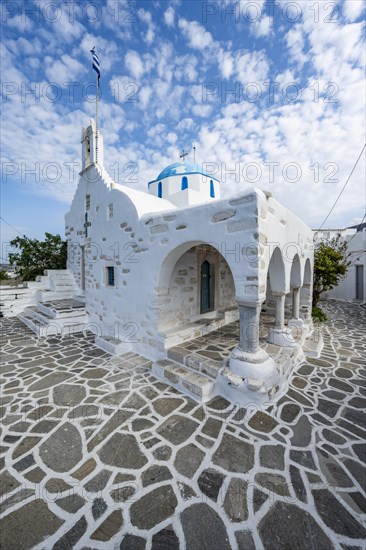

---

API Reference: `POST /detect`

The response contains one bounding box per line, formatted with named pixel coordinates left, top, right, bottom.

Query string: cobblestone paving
left=0, top=301, right=365, bottom=549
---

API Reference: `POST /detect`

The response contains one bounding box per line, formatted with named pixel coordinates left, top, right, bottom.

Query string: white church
left=60, top=119, right=317, bottom=404
left=17, top=119, right=319, bottom=405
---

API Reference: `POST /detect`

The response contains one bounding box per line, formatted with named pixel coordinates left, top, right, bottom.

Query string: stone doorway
left=356, top=265, right=364, bottom=300
left=200, top=260, right=214, bottom=313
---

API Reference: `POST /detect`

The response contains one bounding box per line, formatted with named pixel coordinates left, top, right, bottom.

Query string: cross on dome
left=180, top=149, right=188, bottom=161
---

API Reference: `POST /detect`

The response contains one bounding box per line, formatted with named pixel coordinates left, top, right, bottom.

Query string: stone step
left=162, top=314, right=235, bottom=349
left=37, top=290, right=77, bottom=301
left=17, top=312, right=87, bottom=337
left=152, top=360, right=215, bottom=403
left=17, top=312, right=58, bottom=337
left=24, top=306, right=54, bottom=324
left=52, top=284, right=78, bottom=294
left=38, top=301, right=85, bottom=319
left=167, top=346, right=223, bottom=380
left=44, top=269, right=72, bottom=276
left=95, top=336, right=130, bottom=355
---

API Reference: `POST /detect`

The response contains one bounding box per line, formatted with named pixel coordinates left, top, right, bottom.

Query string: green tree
left=8, top=233, right=67, bottom=281
left=0, top=269, right=10, bottom=281
left=313, top=235, right=350, bottom=315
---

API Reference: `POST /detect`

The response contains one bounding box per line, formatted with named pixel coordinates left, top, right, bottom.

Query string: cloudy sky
left=1, top=0, right=365, bottom=251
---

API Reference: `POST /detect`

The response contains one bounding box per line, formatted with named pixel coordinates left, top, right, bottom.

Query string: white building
left=314, top=225, right=366, bottom=304
left=61, top=119, right=317, bottom=404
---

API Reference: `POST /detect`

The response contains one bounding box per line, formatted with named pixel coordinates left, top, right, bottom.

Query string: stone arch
left=157, top=240, right=203, bottom=291
left=267, top=246, right=286, bottom=293
left=290, top=254, right=302, bottom=287
left=156, top=242, right=238, bottom=334
left=303, top=258, right=312, bottom=285
left=300, top=258, right=313, bottom=320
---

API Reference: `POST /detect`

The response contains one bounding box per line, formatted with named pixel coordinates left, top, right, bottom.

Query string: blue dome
left=157, top=161, right=211, bottom=180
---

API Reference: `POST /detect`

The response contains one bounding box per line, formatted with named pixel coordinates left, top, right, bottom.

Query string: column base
left=267, top=327, right=297, bottom=347
left=229, top=346, right=279, bottom=382
left=216, top=345, right=284, bottom=405
left=288, top=318, right=305, bottom=329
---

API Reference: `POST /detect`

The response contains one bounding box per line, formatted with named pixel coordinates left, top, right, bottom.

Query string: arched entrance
left=156, top=243, right=238, bottom=346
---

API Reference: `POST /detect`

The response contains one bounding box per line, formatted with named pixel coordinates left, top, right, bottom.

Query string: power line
left=0, top=216, right=24, bottom=237
left=319, top=143, right=366, bottom=230
left=347, top=212, right=366, bottom=244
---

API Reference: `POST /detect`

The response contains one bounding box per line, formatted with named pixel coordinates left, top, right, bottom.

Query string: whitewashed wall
left=65, top=126, right=314, bottom=360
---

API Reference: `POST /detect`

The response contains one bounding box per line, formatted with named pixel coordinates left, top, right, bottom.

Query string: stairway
left=17, top=270, right=87, bottom=337
left=152, top=344, right=226, bottom=403
left=35, top=270, right=81, bottom=302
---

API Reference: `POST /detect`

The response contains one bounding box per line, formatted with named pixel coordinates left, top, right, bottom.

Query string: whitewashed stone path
left=0, top=301, right=365, bottom=549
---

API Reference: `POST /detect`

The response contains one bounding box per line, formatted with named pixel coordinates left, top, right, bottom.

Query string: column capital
left=271, top=291, right=286, bottom=298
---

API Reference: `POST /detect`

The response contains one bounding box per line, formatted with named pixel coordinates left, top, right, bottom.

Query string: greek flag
left=90, top=47, right=100, bottom=82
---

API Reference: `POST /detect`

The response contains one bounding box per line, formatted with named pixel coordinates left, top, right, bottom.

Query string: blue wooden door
left=200, top=260, right=212, bottom=313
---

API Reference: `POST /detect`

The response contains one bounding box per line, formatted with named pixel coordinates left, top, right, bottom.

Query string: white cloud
left=50, top=5, right=85, bottom=43
left=138, top=8, right=156, bottom=45
left=6, top=15, right=33, bottom=32
left=251, top=16, right=273, bottom=38
left=234, top=50, right=270, bottom=84
left=164, top=6, right=175, bottom=27
left=343, top=0, right=365, bottom=22
left=1, top=0, right=365, bottom=230
left=192, top=104, right=213, bottom=117
left=286, top=26, right=308, bottom=66
left=124, top=50, right=145, bottom=80
left=218, top=50, right=234, bottom=79
left=177, top=118, right=195, bottom=131
left=139, top=86, right=153, bottom=109
left=167, top=132, right=177, bottom=144
left=178, top=18, right=214, bottom=50
left=45, top=55, right=86, bottom=86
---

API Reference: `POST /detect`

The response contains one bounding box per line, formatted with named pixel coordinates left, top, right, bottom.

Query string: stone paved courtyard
left=0, top=301, right=365, bottom=549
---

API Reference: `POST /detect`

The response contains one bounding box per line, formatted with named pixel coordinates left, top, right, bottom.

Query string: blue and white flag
left=90, top=47, right=100, bottom=83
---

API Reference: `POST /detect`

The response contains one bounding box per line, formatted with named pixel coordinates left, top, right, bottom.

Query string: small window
left=86, top=194, right=91, bottom=210
left=181, top=176, right=188, bottom=190
left=158, top=181, right=162, bottom=198
left=210, top=180, right=215, bottom=198
left=108, top=203, right=113, bottom=219
left=106, top=267, right=115, bottom=286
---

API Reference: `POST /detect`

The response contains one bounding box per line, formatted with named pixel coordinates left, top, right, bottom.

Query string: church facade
left=65, top=119, right=316, bottom=404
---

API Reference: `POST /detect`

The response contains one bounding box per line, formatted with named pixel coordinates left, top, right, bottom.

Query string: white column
left=292, top=286, right=300, bottom=320
left=268, top=291, right=297, bottom=347
left=228, top=300, right=278, bottom=388
left=288, top=286, right=305, bottom=331
left=274, top=292, right=286, bottom=330
left=238, top=304, right=261, bottom=354
left=300, top=283, right=312, bottom=322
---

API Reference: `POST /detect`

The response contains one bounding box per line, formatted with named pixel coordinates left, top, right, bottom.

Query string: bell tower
left=81, top=118, right=104, bottom=170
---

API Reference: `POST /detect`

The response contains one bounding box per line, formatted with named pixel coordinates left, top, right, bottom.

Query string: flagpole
left=95, top=71, right=99, bottom=165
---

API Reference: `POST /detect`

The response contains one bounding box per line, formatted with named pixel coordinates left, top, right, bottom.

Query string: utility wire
left=347, top=212, right=366, bottom=244
left=0, top=216, right=24, bottom=237
left=319, top=144, right=366, bottom=230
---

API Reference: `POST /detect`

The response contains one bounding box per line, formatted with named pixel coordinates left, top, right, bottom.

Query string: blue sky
left=1, top=0, right=365, bottom=254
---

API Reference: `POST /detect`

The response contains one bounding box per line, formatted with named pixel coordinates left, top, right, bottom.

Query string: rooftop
left=147, top=161, right=220, bottom=184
